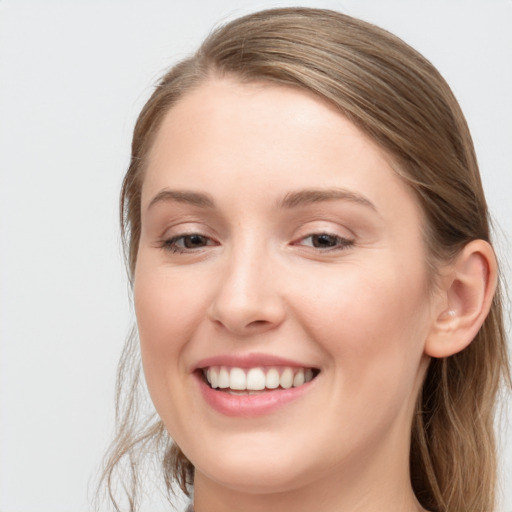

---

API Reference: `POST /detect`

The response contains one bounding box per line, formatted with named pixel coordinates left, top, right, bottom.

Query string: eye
left=162, top=233, right=216, bottom=253
left=297, top=233, right=354, bottom=251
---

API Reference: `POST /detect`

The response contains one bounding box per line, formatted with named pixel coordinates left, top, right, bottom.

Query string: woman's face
left=134, top=79, right=436, bottom=495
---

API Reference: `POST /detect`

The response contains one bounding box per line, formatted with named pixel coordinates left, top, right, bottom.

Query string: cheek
left=132, top=258, right=208, bottom=407
left=133, top=260, right=216, bottom=440
left=295, top=261, right=430, bottom=397
left=134, top=262, right=202, bottom=352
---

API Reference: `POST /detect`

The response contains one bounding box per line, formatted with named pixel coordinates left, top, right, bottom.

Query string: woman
left=99, top=8, right=510, bottom=512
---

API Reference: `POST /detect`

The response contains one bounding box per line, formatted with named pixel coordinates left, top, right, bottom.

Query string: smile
left=202, top=366, right=317, bottom=394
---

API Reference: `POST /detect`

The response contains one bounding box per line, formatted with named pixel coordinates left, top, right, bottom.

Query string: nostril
left=248, top=320, right=270, bottom=327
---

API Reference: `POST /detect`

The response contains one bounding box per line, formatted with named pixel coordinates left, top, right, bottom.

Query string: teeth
left=266, top=368, right=280, bottom=389
left=203, top=365, right=317, bottom=391
left=230, top=367, right=246, bottom=390
left=280, top=368, right=293, bottom=389
left=209, top=367, right=218, bottom=388
left=293, top=368, right=305, bottom=387
left=218, top=367, right=230, bottom=389
left=246, top=368, right=266, bottom=390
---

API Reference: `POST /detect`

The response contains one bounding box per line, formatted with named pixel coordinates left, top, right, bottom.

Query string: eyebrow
left=146, top=186, right=377, bottom=213
left=147, top=189, right=215, bottom=211
left=277, top=188, right=377, bottom=212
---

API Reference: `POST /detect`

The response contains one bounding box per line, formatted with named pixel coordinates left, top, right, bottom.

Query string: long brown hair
left=98, top=8, right=511, bottom=512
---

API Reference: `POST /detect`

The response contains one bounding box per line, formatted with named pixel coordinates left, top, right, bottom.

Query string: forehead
left=141, top=78, right=420, bottom=222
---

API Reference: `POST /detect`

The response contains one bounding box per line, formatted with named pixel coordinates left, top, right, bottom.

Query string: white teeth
left=293, top=369, right=305, bottom=387
left=280, top=367, right=293, bottom=389
left=218, top=367, right=230, bottom=388
left=247, top=368, right=266, bottom=390
left=265, top=368, right=280, bottom=389
left=230, top=367, right=246, bottom=390
left=209, top=367, right=218, bottom=388
left=204, top=365, right=317, bottom=391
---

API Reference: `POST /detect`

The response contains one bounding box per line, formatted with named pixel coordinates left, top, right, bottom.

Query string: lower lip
left=195, top=372, right=314, bottom=417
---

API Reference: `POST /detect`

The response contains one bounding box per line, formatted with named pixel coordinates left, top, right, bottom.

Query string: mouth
left=200, top=366, right=320, bottom=395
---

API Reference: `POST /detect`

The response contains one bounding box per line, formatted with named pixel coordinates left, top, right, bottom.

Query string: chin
left=191, top=447, right=315, bottom=494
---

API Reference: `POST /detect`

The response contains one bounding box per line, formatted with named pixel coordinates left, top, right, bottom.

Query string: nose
left=207, top=244, right=286, bottom=336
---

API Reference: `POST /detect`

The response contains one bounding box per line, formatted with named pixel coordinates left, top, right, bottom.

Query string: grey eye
left=180, top=234, right=209, bottom=248
left=310, top=234, right=339, bottom=248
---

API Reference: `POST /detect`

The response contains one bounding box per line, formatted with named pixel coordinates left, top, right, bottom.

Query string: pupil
left=184, top=235, right=205, bottom=248
left=313, top=234, right=336, bottom=247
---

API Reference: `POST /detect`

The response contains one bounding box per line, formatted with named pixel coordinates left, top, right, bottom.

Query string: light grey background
left=0, top=1, right=511, bottom=511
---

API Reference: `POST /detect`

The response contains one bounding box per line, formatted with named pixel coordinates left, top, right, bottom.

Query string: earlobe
left=425, top=240, right=497, bottom=359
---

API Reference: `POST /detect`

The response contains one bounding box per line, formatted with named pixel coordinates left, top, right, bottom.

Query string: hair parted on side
left=97, top=8, right=511, bottom=512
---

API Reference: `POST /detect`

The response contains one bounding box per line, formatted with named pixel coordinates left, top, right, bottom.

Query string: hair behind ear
left=411, top=240, right=508, bottom=512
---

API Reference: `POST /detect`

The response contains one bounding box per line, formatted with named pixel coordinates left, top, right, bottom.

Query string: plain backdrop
left=0, top=1, right=511, bottom=511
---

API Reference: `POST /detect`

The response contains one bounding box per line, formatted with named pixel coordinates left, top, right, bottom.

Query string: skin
left=133, top=78, right=444, bottom=512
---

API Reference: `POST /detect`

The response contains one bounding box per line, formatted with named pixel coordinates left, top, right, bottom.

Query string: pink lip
left=194, top=372, right=314, bottom=417
left=192, top=353, right=319, bottom=417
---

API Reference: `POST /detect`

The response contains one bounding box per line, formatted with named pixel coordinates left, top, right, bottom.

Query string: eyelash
left=160, top=232, right=354, bottom=254
left=161, top=233, right=216, bottom=254
left=296, top=233, right=354, bottom=251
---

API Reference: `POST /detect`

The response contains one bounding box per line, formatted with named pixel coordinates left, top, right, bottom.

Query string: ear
left=425, top=240, right=497, bottom=358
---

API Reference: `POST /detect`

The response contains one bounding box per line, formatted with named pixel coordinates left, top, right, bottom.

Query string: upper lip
left=192, top=352, right=318, bottom=372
